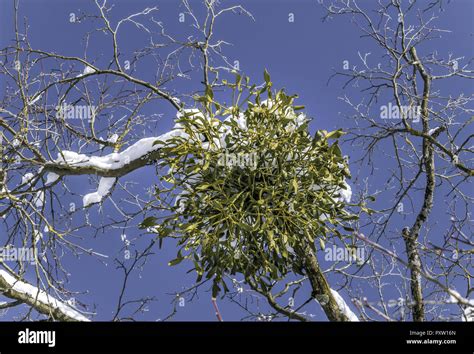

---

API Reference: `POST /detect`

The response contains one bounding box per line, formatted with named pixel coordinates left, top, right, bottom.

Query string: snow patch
left=21, top=173, right=35, bottom=185
left=55, top=127, right=187, bottom=172
left=28, top=93, right=42, bottom=106
left=83, top=177, right=116, bottom=207
left=45, top=172, right=60, bottom=185
left=108, top=134, right=118, bottom=143
left=34, top=191, right=44, bottom=208
left=448, top=289, right=474, bottom=322
left=338, top=181, right=352, bottom=204
left=330, top=288, right=359, bottom=321
left=76, top=65, right=96, bottom=78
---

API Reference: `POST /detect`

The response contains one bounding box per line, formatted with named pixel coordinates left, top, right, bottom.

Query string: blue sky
left=0, top=0, right=472, bottom=321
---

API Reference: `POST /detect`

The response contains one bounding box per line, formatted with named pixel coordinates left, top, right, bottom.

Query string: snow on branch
left=44, top=124, right=188, bottom=178
left=329, top=288, right=359, bottom=322
left=83, top=177, right=116, bottom=207
left=447, top=289, right=474, bottom=322
left=0, top=270, right=90, bottom=322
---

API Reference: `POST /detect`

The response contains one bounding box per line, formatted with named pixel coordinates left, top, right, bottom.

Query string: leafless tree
left=0, top=0, right=254, bottom=321
left=0, top=0, right=471, bottom=323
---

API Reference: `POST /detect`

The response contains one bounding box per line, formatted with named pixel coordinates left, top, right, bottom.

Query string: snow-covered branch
left=329, top=288, right=359, bottom=322
left=0, top=270, right=90, bottom=322
left=43, top=127, right=187, bottom=179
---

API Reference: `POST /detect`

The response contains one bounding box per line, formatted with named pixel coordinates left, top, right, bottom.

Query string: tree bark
left=402, top=46, right=437, bottom=322
left=0, top=270, right=89, bottom=322
left=302, top=244, right=353, bottom=321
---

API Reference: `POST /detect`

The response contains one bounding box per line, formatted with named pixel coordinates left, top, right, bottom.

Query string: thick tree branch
left=0, top=270, right=90, bottom=322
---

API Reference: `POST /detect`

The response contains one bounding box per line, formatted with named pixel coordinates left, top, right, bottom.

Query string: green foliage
left=139, top=216, right=158, bottom=229
left=150, top=72, right=357, bottom=296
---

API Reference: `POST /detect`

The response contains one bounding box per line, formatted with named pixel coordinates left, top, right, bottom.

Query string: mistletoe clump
left=148, top=72, right=356, bottom=296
